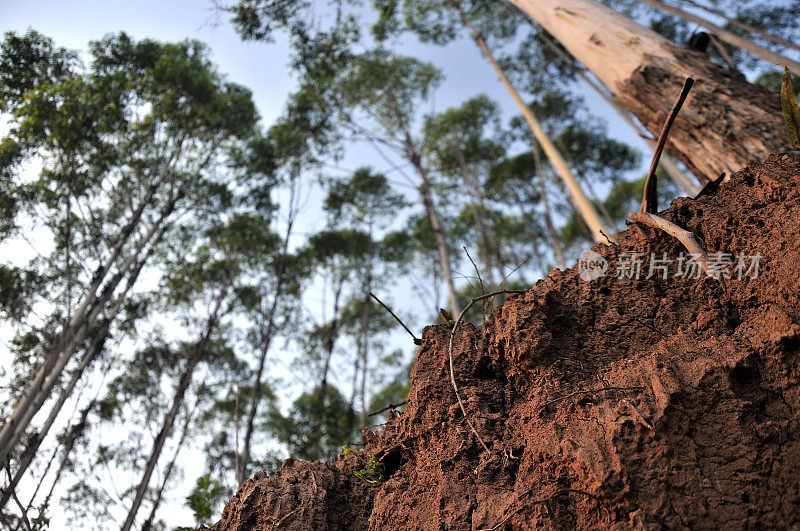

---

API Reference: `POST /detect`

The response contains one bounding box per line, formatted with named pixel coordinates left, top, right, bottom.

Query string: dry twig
left=641, top=78, right=695, bottom=213
left=628, top=211, right=710, bottom=276
left=369, top=292, right=421, bottom=345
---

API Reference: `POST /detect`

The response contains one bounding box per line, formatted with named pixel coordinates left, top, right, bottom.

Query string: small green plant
left=341, top=445, right=386, bottom=484
left=186, top=473, right=224, bottom=526
left=780, top=66, right=800, bottom=148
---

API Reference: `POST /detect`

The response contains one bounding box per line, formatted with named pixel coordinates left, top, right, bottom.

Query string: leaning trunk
left=450, top=0, right=612, bottom=244
left=506, top=0, right=791, bottom=182
left=120, top=288, right=226, bottom=531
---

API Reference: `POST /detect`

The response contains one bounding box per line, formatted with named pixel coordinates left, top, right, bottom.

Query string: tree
left=0, top=31, right=261, bottom=511
left=374, top=0, right=614, bottom=243
left=505, top=0, right=791, bottom=181
left=322, top=168, right=407, bottom=429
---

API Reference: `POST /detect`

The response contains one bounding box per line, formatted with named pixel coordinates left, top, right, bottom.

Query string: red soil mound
left=213, top=154, right=800, bottom=529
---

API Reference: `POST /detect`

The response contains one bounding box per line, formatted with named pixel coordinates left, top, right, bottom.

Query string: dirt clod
left=213, top=154, right=800, bottom=529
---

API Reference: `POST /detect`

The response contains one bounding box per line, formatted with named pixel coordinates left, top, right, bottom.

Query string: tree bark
left=635, top=0, right=800, bottom=76
left=450, top=0, right=613, bottom=244
left=506, top=0, right=792, bottom=182
left=120, top=287, right=226, bottom=531
left=533, top=27, right=700, bottom=195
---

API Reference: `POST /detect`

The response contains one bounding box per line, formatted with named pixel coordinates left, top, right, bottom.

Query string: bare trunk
left=532, top=147, right=567, bottom=269
left=636, top=0, right=800, bottom=76
left=506, top=0, right=791, bottom=181
left=534, top=25, right=700, bottom=195
left=236, top=208, right=296, bottom=484
left=120, top=288, right=226, bottom=531
left=141, top=396, right=198, bottom=531
left=0, top=188, right=182, bottom=467
left=403, top=130, right=459, bottom=314
left=358, top=234, right=375, bottom=430
left=0, top=180, right=163, bottom=462
left=450, top=0, right=613, bottom=244
left=0, top=221, right=168, bottom=512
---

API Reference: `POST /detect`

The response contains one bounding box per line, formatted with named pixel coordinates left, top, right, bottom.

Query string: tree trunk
left=635, top=0, right=800, bottom=76
left=237, top=209, right=296, bottom=485
left=358, top=233, right=375, bottom=430
left=450, top=0, right=613, bottom=244
left=532, top=147, right=567, bottom=269
left=141, top=396, right=197, bottom=531
left=403, top=130, right=460, bottom=314
left=506, top=0, right=792, bottom=182
left=533, top=28, right=700, bottom=195
left=0, top=187, right=182, bottom=467
left=120, top=287, right=226, bottom=531
left=0, top=180, right=164, bottom=463
left=0, top=220, right=168, bottom=512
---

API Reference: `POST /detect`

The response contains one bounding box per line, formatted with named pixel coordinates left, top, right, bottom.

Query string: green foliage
left=341, top=446, right=387, bottom=484
left=781, top=67, right=800, bottom=148
left=186, top=473, right=225, bottom=525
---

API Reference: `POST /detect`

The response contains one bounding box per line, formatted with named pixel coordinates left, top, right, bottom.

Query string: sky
left=0, top=0, right=662, bottom=527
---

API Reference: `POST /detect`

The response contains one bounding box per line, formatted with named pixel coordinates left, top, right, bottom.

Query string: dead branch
left=641, top=78, right=695, bottom=213
left=448, top=290, right=526, bottom=455
left=367, top=400, right=408, bottom=418
left=463, top=246, right=489, bottom=328
left=369, top=292, right=421, bottom=345
left=499, top=258, right=528, bottom=290
left=5, top=464, right=31, bottom=531
left=628, top=211, right=710, bottom=276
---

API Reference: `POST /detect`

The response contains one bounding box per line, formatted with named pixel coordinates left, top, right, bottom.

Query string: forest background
left=0, top=0, right=797, bottom=528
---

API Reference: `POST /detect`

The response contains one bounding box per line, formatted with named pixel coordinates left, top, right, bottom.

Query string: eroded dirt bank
left=213, top=154, right=800, bottom=529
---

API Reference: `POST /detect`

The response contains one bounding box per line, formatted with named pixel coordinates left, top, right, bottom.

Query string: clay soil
left=212, top=154, right=800, bottom=529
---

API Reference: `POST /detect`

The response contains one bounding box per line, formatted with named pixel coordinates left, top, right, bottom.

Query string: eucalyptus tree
left=506, top=0, right=792, bottom=181
left=422, top=95, right=507, bottom=286
left=322, top=167, right=407, bottom=429
left=120, top=212, right=278, bottom=530
left=0, top=31, right=261, bottom=476
left=372, top=0, right=613, bottom=243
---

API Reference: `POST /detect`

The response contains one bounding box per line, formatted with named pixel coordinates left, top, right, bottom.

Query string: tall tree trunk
left=449, top=0, right=613, bottom=244
left=0, top=187, right=182, bottom=467
left=141, top=396, right=198, bottom=531
left=506, top=0, right=792, bottom=181
left=533, top=27, right=700, bottom=194
left=0, top=180, right=164, bottom=463
left=532, top=146, right=567, bottom=269
left=0, top=221, right=168, bottom=512
left=358, top=233, right=375, bottom=430
left=236, top=202, right=297, bottom=485
left=402, top=130, right=460, bottom=314
left=635, top=0, right=800, bottom=76
left=120, top=287, right=227, bottom=531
